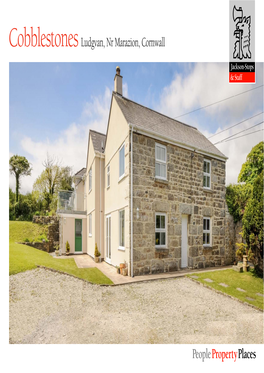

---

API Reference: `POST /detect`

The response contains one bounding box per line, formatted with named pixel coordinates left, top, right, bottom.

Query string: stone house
left=58, top=66, right=232, bottom=277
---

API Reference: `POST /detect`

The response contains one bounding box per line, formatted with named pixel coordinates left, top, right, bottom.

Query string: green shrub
left=94, top=243, right=101, bottom=257
left=24, top=238, right=30, bottom=243
left=66, top=241, right=70, bottom=252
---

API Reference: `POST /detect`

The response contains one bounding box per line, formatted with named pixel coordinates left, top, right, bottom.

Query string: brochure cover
left=2, top=1, right=264, bottom=372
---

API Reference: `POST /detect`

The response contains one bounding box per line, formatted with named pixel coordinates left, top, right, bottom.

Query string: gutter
left=130, top=125, right=134, bottom=277
left=128, top=123, right=228, bottom=162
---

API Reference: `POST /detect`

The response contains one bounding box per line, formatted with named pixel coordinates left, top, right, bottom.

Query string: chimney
left=114, top=66, right=123, bottom=95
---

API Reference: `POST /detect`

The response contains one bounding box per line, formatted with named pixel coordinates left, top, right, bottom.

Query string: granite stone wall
left=32, top=215, right=59, bottom=253
left=130, top=132, right=230, bottom=276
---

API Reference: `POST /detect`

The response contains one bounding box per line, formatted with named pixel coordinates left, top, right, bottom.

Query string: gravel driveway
left=9, top=268, right=263, bottom=344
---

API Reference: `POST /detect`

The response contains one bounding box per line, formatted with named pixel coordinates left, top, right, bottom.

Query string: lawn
left=187, top=269, right=264, bottom=310
left=9, top=221, right=113, bottom=285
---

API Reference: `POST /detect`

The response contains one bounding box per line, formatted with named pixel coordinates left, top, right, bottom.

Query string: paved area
left=9, top=268, right=263, bottom=344
left=72, top=254, right=233, bottom=285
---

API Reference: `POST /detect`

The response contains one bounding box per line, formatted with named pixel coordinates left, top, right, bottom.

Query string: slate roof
left=75, top=167, right=86, bottom=177
left=114, top=92, right=227, bottom=159
left=90, top=130, right=106, bottom=153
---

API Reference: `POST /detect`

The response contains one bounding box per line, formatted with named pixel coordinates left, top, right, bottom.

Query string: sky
left=9, top=62, right=263, bottom=194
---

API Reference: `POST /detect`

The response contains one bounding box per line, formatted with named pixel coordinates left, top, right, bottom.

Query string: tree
left=242, top=171, right=263, bottom=275
left=9, top=155, right=32, bottom=203
left=33, top=154, right=73, bottom=210
left=238, top=141, right=264, bottom=184
left=226, top=183, right=252, bottom=223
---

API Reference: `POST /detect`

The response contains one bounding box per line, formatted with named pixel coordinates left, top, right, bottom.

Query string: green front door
left=75, top=219, right=82, bottom=252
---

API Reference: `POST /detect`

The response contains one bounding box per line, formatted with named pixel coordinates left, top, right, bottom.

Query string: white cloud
left=157, top=63, right=263, bottom=124
left=9, top=87, right=111, bottom=194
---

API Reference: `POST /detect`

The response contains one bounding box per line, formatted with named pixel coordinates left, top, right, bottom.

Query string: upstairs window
left=203, top=159, right=211, bottom=189
left=155, top=143, right=167, bottom=180
left=155, top=213, right=167, bottom=248
left=203, top=217, right=211, bottom=246
left=89, top=168, right=92, bottom=192
left=119, top=144, right=125, bottom=179
left=107, top=164, right=110, bottom=188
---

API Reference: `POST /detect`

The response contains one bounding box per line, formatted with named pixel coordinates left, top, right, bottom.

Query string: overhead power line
left=223, top=128, right=264, bottom=142
left=208, top=112, right=263, bottom=139
left=213, top=121, right=264, bottom=145
left=174, top=84, right=263, bottom=119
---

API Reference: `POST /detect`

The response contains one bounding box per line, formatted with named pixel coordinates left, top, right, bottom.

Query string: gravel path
left=9, top=268, right=263, bottom=344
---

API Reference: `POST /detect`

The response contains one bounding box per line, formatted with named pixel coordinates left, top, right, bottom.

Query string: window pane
left=203, top=176, right=206, bottom=187
left=119, top=146, right=125, bottom=177
left=155, top=162, right=160, bottom=177
left=206, top=176, right=210, bottom=188
left=203, top=161, right=207, bottom=173
left=160, top=215, right=165, bottom=229
left=203, top=219, right=206, bottom=230
left=203, top=233, right=205, bottom=244
left=156, top=215, right=160, bottom=228
left=207, top=162, right=210, bottom=174
left=120, top=210, right=125, bottom=246
left=155, top=232, right=160, bottom=245
left=156, top=145, right=166, bottom=161
left=160, top=164, right=166, bottom=178
left=207, top=233, right=210, bottom=244
left=161, top=232, right=166, bottom=245
left=207, top=219, right=210, bottom=230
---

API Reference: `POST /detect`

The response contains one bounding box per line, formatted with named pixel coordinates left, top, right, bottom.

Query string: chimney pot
left=114, top=66, right=123, bottom=95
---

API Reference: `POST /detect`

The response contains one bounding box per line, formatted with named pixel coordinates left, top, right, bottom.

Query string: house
left=58, top=66, right=229, bottom=276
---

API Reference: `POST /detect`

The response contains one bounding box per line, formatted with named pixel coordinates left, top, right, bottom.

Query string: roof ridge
left=89, top=129, right=106, bottom=137
left=74, top=167, right=86, bottom=176
left=113, top=91, right=197, bottom=130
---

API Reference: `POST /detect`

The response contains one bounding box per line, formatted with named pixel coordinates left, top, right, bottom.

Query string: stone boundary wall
left=32, top=215, right=59, bottom=253
left=20, top=241, right=49, bottom=252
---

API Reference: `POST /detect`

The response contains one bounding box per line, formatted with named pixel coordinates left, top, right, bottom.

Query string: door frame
left=105, top=214, right=111, bottom=264
left=181, top=215, right=188, bottom=268
left=75, top=219, right=83, bottom=253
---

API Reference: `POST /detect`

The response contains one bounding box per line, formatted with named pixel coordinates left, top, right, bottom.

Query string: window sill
left=118, top=174, right=127, bottom=183
left=203, top=188, right=214, bottom=194
left=154, top=177, right=168, bottom=184
left=118, top=246, right=125, bottom=251
left=155, top=247, right=168, bottom=251
left=203, top=245, right=212, bottom=248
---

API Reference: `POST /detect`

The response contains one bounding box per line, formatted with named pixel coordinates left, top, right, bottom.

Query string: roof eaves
left=128, top=123, right=228, bottom=161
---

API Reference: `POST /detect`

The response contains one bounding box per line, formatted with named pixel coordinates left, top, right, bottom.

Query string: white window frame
left=119, top=143, right=125, bottom=180
left=89, top=168, right=92, bottom=192
left=119, top=209, right=125, bottom=250
left=89, top=214, right=92, bottom=237
left=203, top=159, right=211, bottom=189
left=155, top=143, right=167, bottom=180
left=203, top=217, right=211, bottom=247
left=155, top=212, right=167, bottom=248
left=107, top=164, right=110, bottom=188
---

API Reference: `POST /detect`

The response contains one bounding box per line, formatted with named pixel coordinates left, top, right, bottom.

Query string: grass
left=9, top=221, right=49, bottom=243
left=9, top=221, right=113, bottom=285
left=187, top=269, right=264, bottom=310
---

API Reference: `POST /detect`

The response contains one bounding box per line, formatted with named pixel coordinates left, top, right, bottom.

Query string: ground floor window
left=203, top=217, right=211, bottom=246
left=89, top=214, right=92, bottom=236
left=119, top=210, right=125, bottom=249
left=155, top=213, right=166, bottom=247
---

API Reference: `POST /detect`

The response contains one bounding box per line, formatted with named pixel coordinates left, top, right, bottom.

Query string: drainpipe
left=130, top=125, right=134, bottom=277
left=99, top=156, right=101, bottom=256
